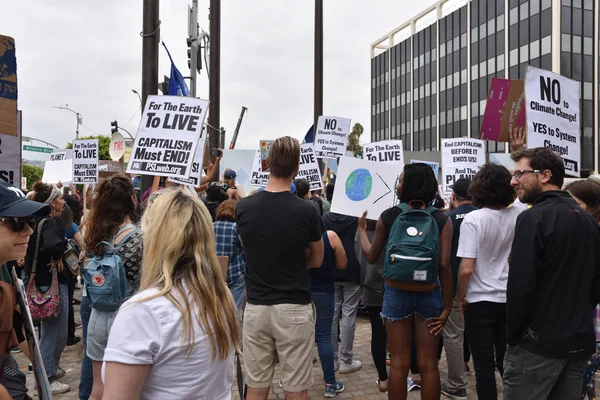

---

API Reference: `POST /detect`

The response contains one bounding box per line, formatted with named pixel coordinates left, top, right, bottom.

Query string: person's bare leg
left=246, top=386, right=270, bottom=400
left=414, top=315, right=441, bottom=400
left=88, top=361, right=104, bottom=400
left=284, top=390, right=308, bottom=400
left=386, top=317, right=414, bottom=400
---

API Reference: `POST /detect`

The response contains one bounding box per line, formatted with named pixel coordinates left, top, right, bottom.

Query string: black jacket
left=322, top=212, right=360, bottom=284
left=506, top=191, right=600, bottom=359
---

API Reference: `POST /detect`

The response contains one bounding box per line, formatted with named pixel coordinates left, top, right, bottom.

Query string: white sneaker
left=338, top=359, right=362, bottom=374
left=407, top=377, right=420, bottom=392
left=50, top=381, right=71, bottom=394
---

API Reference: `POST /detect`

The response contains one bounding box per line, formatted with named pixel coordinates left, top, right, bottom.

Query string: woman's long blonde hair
left=138, top=188, right=240, bottom=359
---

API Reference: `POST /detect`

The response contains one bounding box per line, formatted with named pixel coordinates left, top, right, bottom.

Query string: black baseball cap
left=452, top=178, right=472, bottom=200
left=0, top=182, right=51, bottom=218
left=224, top=169, right=236, bottom=179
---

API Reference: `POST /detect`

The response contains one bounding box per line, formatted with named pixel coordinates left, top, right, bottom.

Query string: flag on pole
left=162, top=42, right=190, bottom=97
left=302, top=125, right=314, bottom=144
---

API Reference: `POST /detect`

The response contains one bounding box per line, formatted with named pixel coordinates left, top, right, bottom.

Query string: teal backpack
left=383, top=202, right=440, bottom=285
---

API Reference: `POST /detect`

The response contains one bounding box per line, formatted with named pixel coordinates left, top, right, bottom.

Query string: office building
left=371, top=0, right=598, bottom=174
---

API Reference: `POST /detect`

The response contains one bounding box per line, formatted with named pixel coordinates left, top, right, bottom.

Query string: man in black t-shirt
left=236, top=136, right=324, bottom=399
left=441, top=178, right=476, bottom=400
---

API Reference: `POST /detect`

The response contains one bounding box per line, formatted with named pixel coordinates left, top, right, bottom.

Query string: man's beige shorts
left=243, top=303, right=315, bottom=392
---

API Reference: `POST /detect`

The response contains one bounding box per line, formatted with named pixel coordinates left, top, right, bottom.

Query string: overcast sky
left=3, top=0, right=437, bottom=160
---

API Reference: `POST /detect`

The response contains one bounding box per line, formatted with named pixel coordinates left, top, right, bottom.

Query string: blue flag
left=302, top=125, right=314, bottom=144
left=162, top=42, right=190, bottom=97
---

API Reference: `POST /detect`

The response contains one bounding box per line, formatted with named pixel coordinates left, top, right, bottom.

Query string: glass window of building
left=541, top=36, right=551, bottom=55
left=541, top=0, right=551, bottom=10
left=572, top=35, right=582, bottom=53
left=562, top=34, right=571, bottom=51
left=510, top=7, right=519, bottom=25
left=472, top=64, right=479, bottom=80
left=520, top=2, right=529, bottom=21
left=583, top=37, right=593, bottom=55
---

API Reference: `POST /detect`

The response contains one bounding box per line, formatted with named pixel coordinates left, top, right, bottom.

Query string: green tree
left=66, top=135, right=111, bottom=160
left=346, top=123, right=364, bottom=157
left=22, top=164, right=43, bottom=190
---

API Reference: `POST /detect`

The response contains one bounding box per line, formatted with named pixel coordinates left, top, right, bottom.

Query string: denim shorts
left=381, top=282, right=442, bottom=321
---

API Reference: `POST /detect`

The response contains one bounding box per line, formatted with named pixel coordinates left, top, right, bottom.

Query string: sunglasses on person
left=0, top=217, right=37, bottom=232
left=512, top=169, right=540, bottom=180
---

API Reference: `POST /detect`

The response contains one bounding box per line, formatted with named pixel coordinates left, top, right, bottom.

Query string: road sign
left=23, top=145, right=53, bottom=154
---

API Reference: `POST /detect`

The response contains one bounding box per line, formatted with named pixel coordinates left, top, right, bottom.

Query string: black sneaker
left=441, top=383, right=467, bottom=400
left=67, top=336, right=81, bottom=346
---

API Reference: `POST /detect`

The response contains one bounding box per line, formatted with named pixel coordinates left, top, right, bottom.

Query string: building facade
left=371, top=0, right=599, bottom=174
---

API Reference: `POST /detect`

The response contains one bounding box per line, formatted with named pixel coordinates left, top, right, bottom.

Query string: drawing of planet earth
left=345, top=169, right=372, bottom=202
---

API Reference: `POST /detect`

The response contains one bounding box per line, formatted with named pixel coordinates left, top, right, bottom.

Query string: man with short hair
left=237, top=136, right=324, bottom=400
left=441, top=178, right=476, bottom=400
left=294, top=178, right=311, bottom=200
left=503, top=148, right=600, bottom=399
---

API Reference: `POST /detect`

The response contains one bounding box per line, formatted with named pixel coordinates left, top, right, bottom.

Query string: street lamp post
left=52, top=105, right=82, bottom=139
left=131, top=89, right=143, bottom=106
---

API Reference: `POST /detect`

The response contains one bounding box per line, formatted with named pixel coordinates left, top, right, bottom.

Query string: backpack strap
left=422, top=206, right=439, bottom=215
left=114, top=224, right=140, bottom=249
left=397, top=203, right=410, bottom=213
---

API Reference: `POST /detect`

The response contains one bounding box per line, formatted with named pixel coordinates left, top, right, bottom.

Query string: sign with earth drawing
left=330, top=156, right=402, bottom=220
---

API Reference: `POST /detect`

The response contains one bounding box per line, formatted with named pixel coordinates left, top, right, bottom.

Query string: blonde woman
left=102, top=188, right=240, bottom=400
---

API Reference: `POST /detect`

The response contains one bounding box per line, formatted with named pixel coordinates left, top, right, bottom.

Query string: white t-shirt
left=103, top=287, right=234, bottom=400
left=457, top=201, right=527, bottom=303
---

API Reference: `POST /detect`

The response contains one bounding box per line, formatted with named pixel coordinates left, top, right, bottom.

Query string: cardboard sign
left=126, top=96, right=208, bottom=178
left=0, top=35, right=17, bottom=136
left=364, top=140, right=404, bottom=165
left=249, top=149, right=269, bottom=187
left=72, top=139, right=99, bottom=184
left=480, top=78, right=526, bottom=142
left=525, top=66, right=581, bottom=177
left=297, top=143, right=323, bottom=191
left=11, top=268, right=52, bottom=400
left=330, top=156, right=402, bottom=220
left=314, top=116, right=351, bottom=159
left=168, top=125, right=207, bottom=187
left=441, top=138, right=485, bottom=195
left=410, top=159, right=439, bottom=180
left=259, top=139, right=273, bottom=172
left=0, top=110, right=21, bottom=185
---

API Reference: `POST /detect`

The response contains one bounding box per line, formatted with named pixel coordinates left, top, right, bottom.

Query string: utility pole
left=141, top=0, right=160, bottom=193
left=208, top=0, right=221, bottom=161
left=314, top=0, right=323, bottom=130
left=229, top=106, right=247, bottom=149
left=187, top=0, right=199, bottom=97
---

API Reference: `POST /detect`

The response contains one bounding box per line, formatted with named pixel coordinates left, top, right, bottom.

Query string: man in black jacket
left=504, top=147, right=600, bottom=399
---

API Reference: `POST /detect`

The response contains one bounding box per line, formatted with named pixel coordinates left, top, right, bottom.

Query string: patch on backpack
left=413, top=271, right=427, bottom=281
left=406, top=227, right=418, bottom=237
left=92, top=274, right=105, bottom=286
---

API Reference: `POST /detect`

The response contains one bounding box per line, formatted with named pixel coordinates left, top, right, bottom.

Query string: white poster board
left=43, top=149, right=73, bottom=184
left=0, top=115, right=20, bottom=185
left=72, top=139, right=99, bottom=184
left=441, top=138, right=485, bottom=195
left=314, top=116, right=351, bottom=159
left=219, top=149, right=256, bottom=186
left=363, top=140, right=404, bottom=166
left=126, top=95, right=208, bottom=178
left=411, top=160, right=439, bottom=180
left=330, top=156, right=401, bottom=220
left=249, top=149, right=269, bottom=187
left=525, top=66, right=581, bottom=177
left=168, top=125, right=207, bottom=187
left=297, top=143, right=323, bottom=191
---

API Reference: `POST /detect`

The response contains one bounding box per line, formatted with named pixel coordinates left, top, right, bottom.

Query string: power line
left=122, top=105, right=142, bottom=130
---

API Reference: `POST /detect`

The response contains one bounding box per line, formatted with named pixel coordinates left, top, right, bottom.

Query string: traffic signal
left=159, top=75, right=170, bottom=94
left=111, top=121, right=118, bottom=134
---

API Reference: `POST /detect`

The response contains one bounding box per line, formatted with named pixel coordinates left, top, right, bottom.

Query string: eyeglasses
left=512, top=169, right=540, bottom=180
left=209, top=182, right=228, bottom=191
left=0, top=217, right=37, bottom=233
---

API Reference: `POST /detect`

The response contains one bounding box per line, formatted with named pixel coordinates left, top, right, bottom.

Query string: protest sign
left=480, top=78, right=526, bottom=142
left=249, top=149, right=269, bottom=187
left=126, top=95, right=208, bottom=178
left=11, top=268, right=52, bottom=400
left=297, top=143, right=323, bottom=191
left=525, top=66, right=581, bottom=177
left=0, top=35, right=17, bottom=137
left=168, top=125, right=207, bottom=187
left=411, top=159, right=439, bottom=180
left=331, top=156, right=401, bottom=220
left=259, top=140, right=273, bottom=172
left=364, top=140, right=404, bottom=165
left=314, top=116, right=351, bottom=159
left=220, top=149, right=255, bottom=186
left=441, top=138, right=485, bottom=195
left=72, top=139, right=99, bottom=184
left=43, top=149, right=73, bottom=184
left=0, top=110, right=21, bottom=185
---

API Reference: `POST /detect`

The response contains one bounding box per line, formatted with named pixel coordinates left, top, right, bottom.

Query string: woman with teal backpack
left=358, top=163, right=453, bottom=400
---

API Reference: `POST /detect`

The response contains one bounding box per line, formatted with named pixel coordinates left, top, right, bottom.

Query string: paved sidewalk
left=13, top=302, right=499, bottom=400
